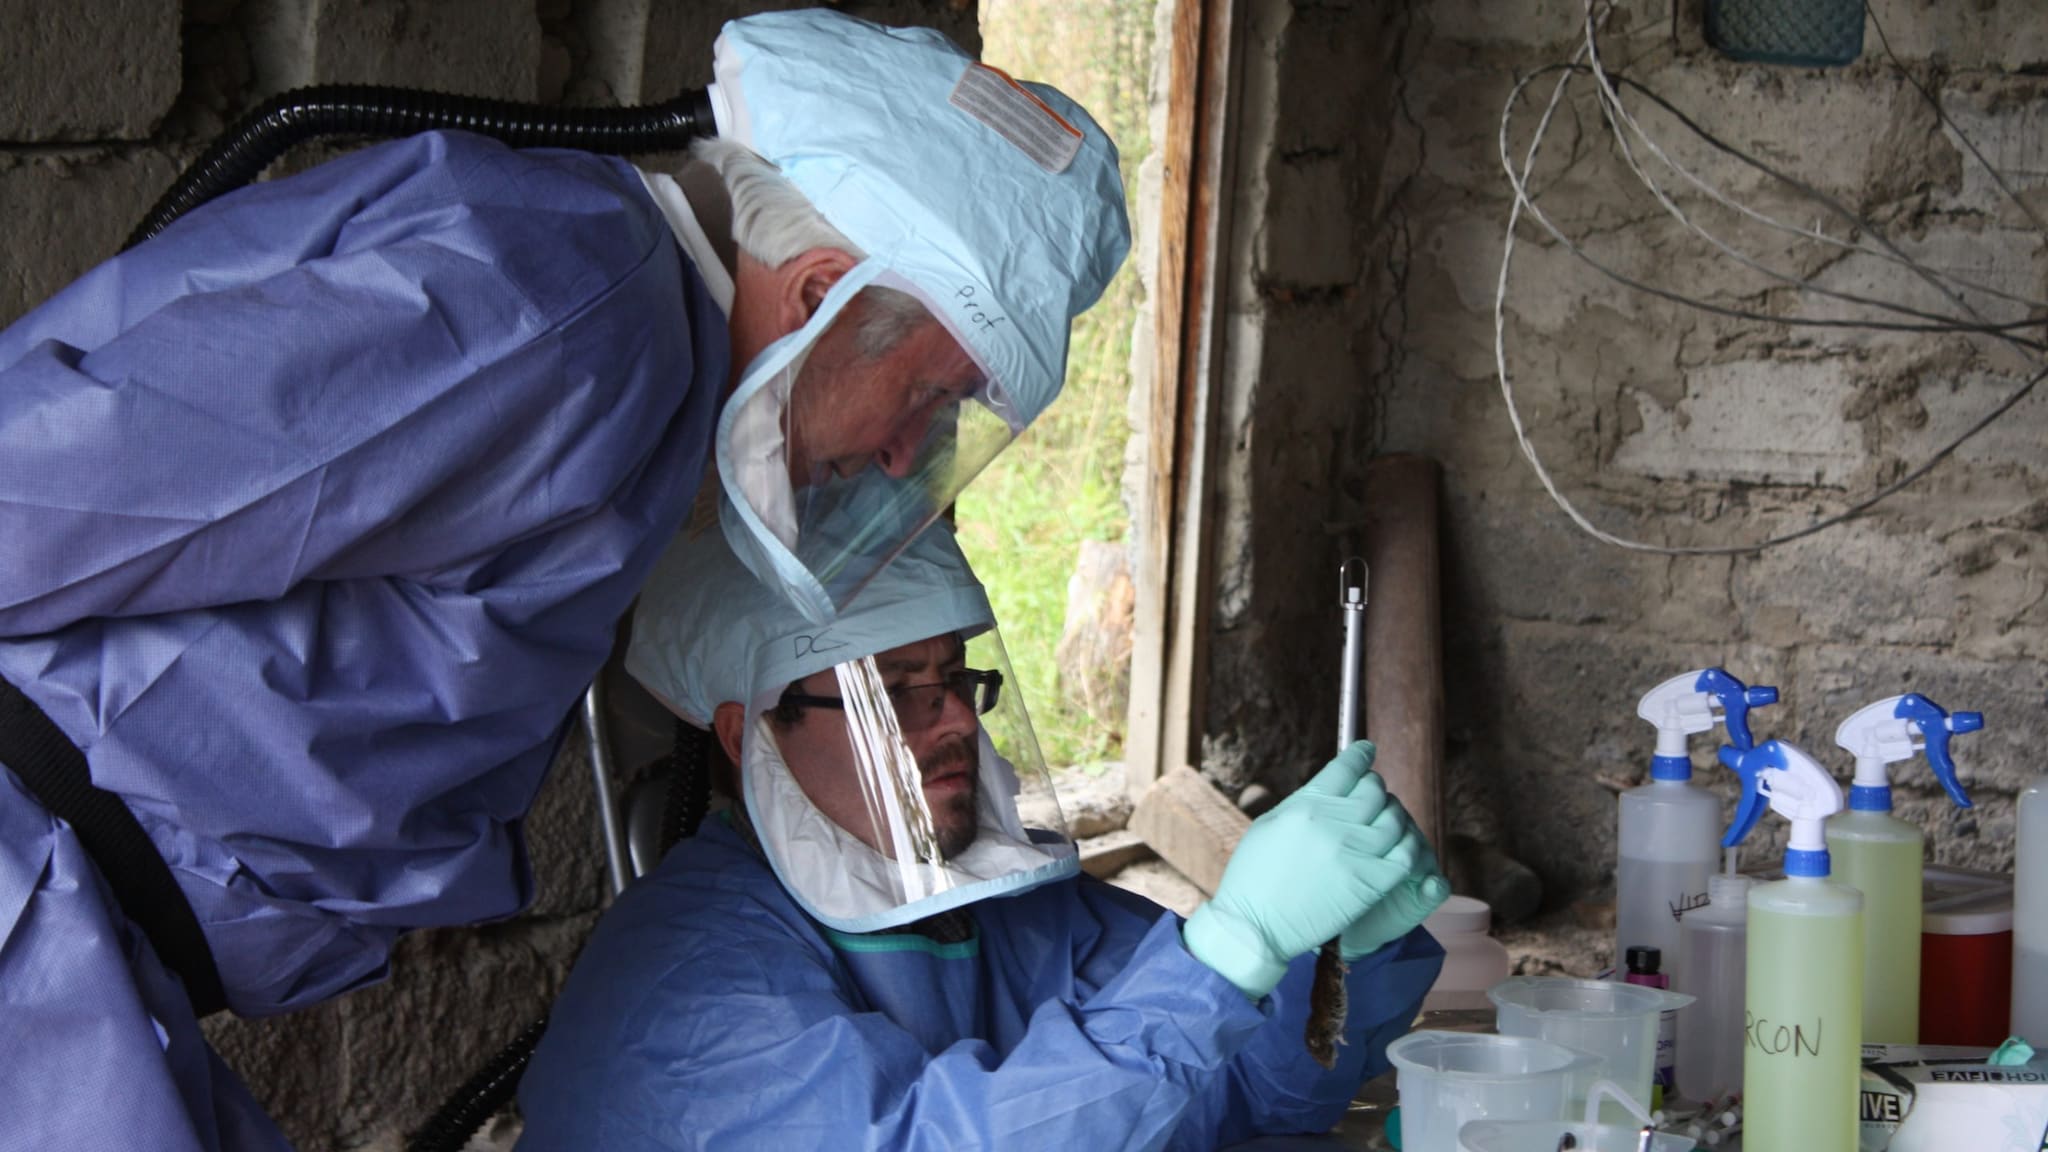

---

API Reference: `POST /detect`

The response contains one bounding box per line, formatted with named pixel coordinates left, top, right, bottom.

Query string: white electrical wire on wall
left=1494, top=0, right=2048, bottom=555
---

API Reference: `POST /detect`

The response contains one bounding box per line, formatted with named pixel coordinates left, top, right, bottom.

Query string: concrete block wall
left=0, top=2, right=182, bottom=141
left=0, top=3, right=975, bottom=1148
left=1208, top=0, right=2048, bottom=948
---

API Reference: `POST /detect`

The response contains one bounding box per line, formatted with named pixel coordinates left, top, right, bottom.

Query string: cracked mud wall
left=1204, top=0, right=2048, bottom=947
left=0, top=3, right=976, bottom=1148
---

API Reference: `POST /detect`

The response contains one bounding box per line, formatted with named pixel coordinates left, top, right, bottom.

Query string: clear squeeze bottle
left=1676, top=864, right=1752, bottom=1103
left=1829, top=693, right=1983, bottom=1045
left=2018, top=771, right=2048, bottom=1043
left=1722, top=739, right=1863, bottom=1152
left=1618, top=667, right=1777, bottom=989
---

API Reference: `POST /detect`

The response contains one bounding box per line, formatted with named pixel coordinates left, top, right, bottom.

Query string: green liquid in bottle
left=1829, top=811, right=1922, bottom=1044
left=1745, top=878, right=1864, bottom=1152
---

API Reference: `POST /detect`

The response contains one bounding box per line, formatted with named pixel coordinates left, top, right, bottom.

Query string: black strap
left=0, top=677, right=227, bottom=1016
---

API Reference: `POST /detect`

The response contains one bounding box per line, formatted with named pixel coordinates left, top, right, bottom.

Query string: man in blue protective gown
left=516, top=518, right=1449, bottom=1151
left=0, top=11, right=1129, bottom=1152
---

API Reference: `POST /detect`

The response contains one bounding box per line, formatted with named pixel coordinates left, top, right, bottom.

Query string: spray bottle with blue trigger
left=1616, top=667, right=1778, bottom=994
left=1829, top=693, right=1983, bottom=1044
left=1720, top=739, right=1863, bottom=1152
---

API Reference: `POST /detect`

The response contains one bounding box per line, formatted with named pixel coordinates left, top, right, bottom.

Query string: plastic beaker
left=1488, top=976, right=1692, bottom=1115
left=1457, top=1119, right=1698, bottom=1151
left=1460, top=1077, right=1698, bottom=1151
left=1384, top=1030, right=1595, bottom=1152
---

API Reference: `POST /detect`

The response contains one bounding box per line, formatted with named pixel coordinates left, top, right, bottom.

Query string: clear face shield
left=717, top=268, right=1033, bottom=625
left=735, top=622, right=1077, bottom=933
left=707, top=7, right=1132, bottom=624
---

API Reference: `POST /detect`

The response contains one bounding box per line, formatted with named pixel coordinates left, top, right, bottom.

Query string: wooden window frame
left=1124, top=0, right=1244, bottom=791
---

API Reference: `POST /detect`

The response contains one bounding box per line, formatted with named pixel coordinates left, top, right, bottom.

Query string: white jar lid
left=1924, top=888, right=2013, bottom=936
left=1424, top=894, right=1491, bottom=935
left=1922, top=866, right=2014, bottom=935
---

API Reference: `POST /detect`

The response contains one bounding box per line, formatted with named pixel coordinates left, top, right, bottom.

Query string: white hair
left=691, top=137, right=929, bottom=358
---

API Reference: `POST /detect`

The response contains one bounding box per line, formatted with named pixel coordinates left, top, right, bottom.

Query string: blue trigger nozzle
left=1894, top=694, right=1983, bottom=810
left=1696, top=668, right=1778, bottom=751
left=1719, top=741, right=1783, bottom=848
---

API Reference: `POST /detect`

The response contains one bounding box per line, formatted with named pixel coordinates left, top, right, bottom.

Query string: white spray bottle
left=1618, top=667, right=1777, bottom=990
left=2018, top=768, right=2048, bottom=1043
left=1830, top=694, right=1982, bottom=1045
left=1722, top=739, right=1863, bottom=1152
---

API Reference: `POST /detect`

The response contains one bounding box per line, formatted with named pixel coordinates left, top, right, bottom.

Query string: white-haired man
left=0, top=10, right=1127, bottom=1152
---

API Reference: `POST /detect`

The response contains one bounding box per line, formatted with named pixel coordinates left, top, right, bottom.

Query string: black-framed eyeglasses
left=780, top=668, right=1003, bottom=730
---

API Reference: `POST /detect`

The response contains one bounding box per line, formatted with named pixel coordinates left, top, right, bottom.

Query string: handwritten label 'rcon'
left=1746, top=1011, right=1823, bottom=1058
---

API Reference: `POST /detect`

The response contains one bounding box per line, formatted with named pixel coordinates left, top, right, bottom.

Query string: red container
left=1919, top=877, right=2014, bottom=1048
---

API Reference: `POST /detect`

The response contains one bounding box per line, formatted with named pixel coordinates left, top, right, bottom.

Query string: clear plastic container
left=1616, top=778, right=1722, bottom=990
left=1422, top=896, right=1513, bottom=1012
left=1488, top=976, right=1693, bottom=1119
left=1458, top=1119, right=1697, bottom=1151
left=1676, top=871, right=1751, bottom=1103
left=2017, top=774, right=2048, bottom=1043
left=1385, top=1031, right=1594, bottom=1152
left=1461, top=1078, right=1694, bottom=1152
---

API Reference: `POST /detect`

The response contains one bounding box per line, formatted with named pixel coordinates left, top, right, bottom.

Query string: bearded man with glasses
left=516, top=513, right=1448, bottom=1151
left=767, top=646, right=1002, bottom=860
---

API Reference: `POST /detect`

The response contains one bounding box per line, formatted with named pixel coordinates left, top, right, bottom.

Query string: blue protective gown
left=517, top=816, right=1444, bottom=1151
left=0, top=130, right=728, bottom=1151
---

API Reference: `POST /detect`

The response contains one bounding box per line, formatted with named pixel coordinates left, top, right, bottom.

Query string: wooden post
left=1361, top=454, right=1446, bottom=853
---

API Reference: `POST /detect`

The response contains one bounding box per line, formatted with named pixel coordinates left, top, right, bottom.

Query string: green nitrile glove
left=1183, top=742, right=1416, bottom=999
left=1338, top=805, right=1452, bottom=960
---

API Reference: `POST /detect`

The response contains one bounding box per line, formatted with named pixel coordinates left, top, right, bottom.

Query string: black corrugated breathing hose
left=126, top=84, right=714, bottom=250
left=662, top=718, right=714, bottom=851
left=406, top=724, right=717, bottom=1152
left=406, top=1014, right=550, bottom=1152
